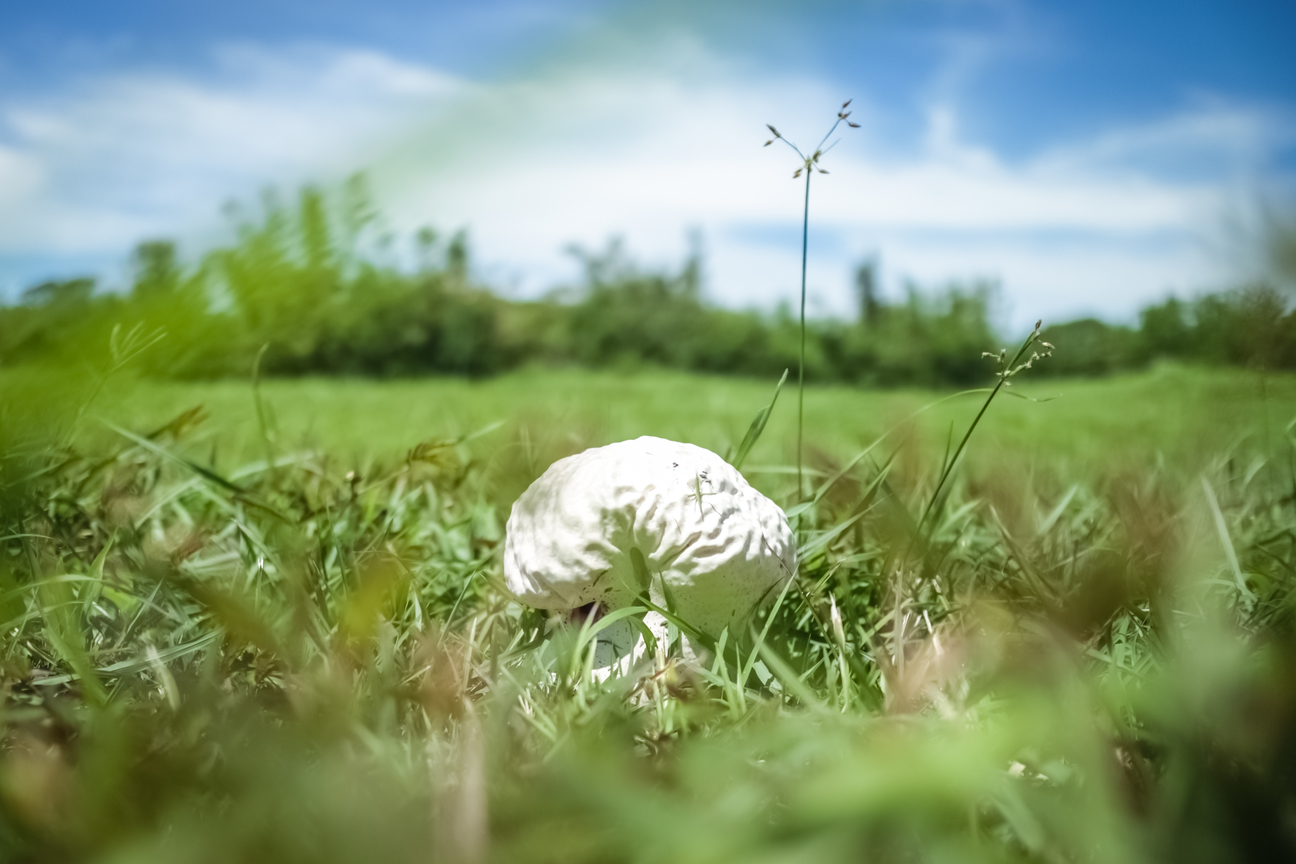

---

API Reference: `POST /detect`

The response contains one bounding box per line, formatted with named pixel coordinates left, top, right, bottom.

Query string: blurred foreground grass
left=1, top=362, right=1294, bottom=862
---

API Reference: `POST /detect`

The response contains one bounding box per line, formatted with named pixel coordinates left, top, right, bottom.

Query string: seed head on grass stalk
left=906, top=320, right=1055, bottom=557
left=765, top=100, right=860, bottom=501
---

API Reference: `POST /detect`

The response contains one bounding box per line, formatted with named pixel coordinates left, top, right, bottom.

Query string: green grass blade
left=732, top=369, right=788, bottom=471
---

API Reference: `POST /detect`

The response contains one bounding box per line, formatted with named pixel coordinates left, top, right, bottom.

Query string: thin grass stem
left=909, top=324, right=1047, bottom=551
left=798, top=168, right=811, bottom=500
left=764, top=103, right=857, bottom=503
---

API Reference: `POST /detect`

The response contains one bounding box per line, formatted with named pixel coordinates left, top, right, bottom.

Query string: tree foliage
left=3, top=181, right=1295, bottom=383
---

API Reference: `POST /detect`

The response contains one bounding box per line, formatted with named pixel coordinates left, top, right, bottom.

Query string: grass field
left=71, top=362, right=1296, bottom=484
left=1, top=362, right=1294, bottom=862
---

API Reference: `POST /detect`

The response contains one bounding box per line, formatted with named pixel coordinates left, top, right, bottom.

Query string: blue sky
left=1, top=0, right=1293, bottom=330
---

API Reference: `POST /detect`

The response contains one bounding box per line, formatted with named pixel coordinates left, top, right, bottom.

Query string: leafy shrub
left=3, top=180, right=1294, bottom=384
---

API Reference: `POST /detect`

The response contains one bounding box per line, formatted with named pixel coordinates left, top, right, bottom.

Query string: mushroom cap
left=503, top=436, right=796, bottom=639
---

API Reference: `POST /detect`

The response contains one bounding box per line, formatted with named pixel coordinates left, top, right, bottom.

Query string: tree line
left=2, top=181, right=1293, bottom=385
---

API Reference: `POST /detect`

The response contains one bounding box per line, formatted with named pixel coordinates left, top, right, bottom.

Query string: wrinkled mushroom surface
left=504, top=436, right=797, bottom=645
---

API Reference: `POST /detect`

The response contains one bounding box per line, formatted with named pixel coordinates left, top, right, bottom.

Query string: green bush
left=3, top=180, right=1294, bottom=385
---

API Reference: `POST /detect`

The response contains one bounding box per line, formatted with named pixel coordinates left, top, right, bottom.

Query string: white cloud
left=0, top=45, right=464, bottom=263
left=374, top=58, right=1274, bottom=328
left=1034, top=100, right=1294, bottom=177
left=0, top=39, right=1287, bottom=331
left=0, top=144, right=42, bottom=207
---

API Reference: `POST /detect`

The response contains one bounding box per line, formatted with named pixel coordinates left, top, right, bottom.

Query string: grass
left=764, top=100, right=859, bottom=496
left=19, top=362, right=1289, bottom=475
left=1, top=361, right=1294, bottom=862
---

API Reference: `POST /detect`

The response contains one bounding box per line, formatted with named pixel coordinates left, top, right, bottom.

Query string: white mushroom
left=503, top=436, right=797, bottom=667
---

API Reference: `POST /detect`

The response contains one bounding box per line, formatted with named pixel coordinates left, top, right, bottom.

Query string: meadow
left=0, top=361, right=1294, bottom=862
left=64, top=362, right=1296, bottom=479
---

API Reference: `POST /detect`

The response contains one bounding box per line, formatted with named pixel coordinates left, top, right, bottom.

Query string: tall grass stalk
left=912, top=319, right=1053, bottom=542
left=765, top=101, right=859, bottom=498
